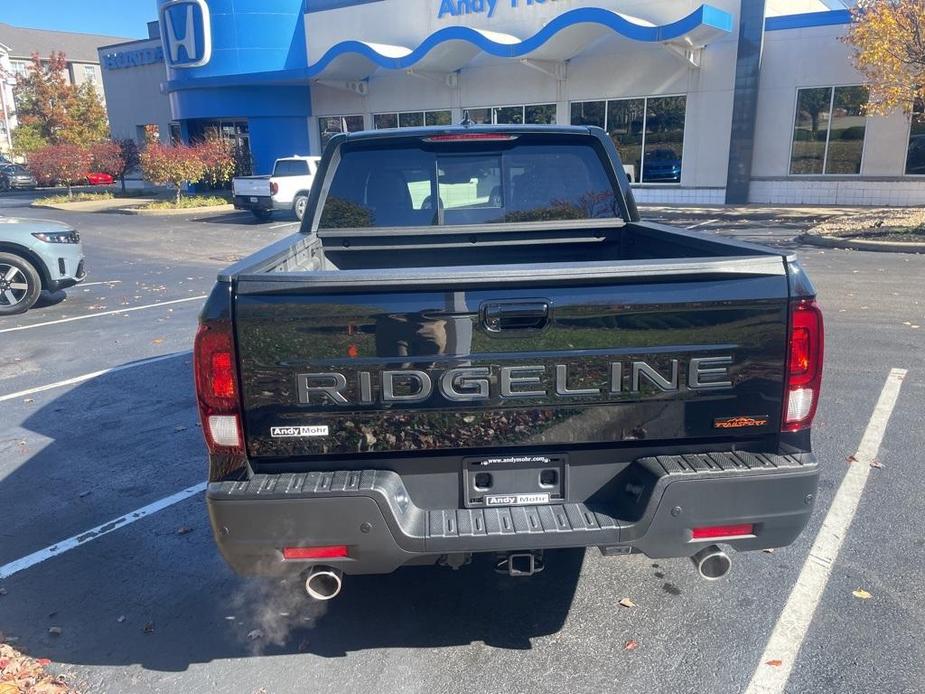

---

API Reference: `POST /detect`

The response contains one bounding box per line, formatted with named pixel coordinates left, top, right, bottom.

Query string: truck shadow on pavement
left=1, top=353, right=582, bottom=672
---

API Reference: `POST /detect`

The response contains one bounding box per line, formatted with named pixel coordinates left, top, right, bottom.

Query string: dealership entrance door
left=187, top=119, right=253, bottom=176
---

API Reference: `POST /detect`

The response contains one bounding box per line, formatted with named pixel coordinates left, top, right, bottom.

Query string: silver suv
left=0, top=217, right=85, bottom=315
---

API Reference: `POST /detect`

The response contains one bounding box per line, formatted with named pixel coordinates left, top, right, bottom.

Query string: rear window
left=274, top=159, right=311, bottom=177
left=316, top=135, right=620, bottom=229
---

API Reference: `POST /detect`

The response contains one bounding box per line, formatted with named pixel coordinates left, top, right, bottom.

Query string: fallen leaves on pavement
left=852, top=588, right=872, bottom=600
left=618, top=598, right=637, bottom=608
left=765, top=659, right=783, bottom=667
left=247, top=629, right=264, bottom=641
left=0, top=644, right=78, bottom=693
left=176, top=527, right=193, bottom=535
left=869, top=460, right=884, bottom=469
left=623, top=640, right=639, bottom=651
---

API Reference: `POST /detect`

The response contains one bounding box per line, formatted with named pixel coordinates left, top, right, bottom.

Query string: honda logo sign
left=159, top=0, right=212, bottom=68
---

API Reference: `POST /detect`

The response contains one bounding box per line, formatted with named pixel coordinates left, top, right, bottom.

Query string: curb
left=117, top=204, right=235, bottom=216
left=31, top=199, right=156, bottom=212
left=798, top=233, right=925, bottom=254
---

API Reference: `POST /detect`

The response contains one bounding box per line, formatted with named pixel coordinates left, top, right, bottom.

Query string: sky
left=0, top=1, right=157, bottom=39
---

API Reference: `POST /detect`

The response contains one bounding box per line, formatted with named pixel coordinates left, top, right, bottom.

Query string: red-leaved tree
left=28, top=143, right=93, bottom=197
left=139, top=143, right=206, bottom=204
left=195, top=137, right=236, bottom=189
left=90, top=141, right=124, bottom=177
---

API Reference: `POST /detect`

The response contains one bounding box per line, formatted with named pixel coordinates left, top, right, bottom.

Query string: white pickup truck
left=232, top=155, right=321, bottom=221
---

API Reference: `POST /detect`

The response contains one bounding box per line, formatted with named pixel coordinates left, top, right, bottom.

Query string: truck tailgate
left=232, top=176, right=271, bottom=197
left=234, top=264, right=790, bottom=460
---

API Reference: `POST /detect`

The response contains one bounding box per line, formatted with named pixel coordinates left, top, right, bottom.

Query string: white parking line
left=0, top=295, right=207, bottom=334
left=269, top=221, right=299, bottom=229
left=685, top=218, right=719, bottom=230
left=80, top=280, right=123, bottom=287
left=0, top=351, right=191, bottom=403
left=0, top=482, right=207, bottom=580
left=744, top=368, right=907, bottom=694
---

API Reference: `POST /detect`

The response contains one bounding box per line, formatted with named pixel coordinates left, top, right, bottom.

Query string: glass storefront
left=571, top=96, right=686, bottom=183
left=188, top=118, right=252, bottom=176
left=373, top=110, right=452, bottom=129
left=790, top=86, right=868, bottom=175
left=319, top=115, right=365, bottom=151
left=906, top=100, right=925, bottom=175
left=464, top=104, right=557, bottom=126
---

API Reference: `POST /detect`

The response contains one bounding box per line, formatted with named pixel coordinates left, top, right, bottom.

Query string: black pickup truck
left=195, top=125, right=823, bottom=599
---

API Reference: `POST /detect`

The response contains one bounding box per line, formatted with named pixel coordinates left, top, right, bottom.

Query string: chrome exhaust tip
left=305, top=566, right=343, bottom=600
left=691, top=545, right=731, bottom=580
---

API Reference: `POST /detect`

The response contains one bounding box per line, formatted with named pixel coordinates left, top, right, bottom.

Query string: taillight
left=194, top=320, right=243, bottom=452
left=783, top=299, right=824, bottom=431
left=270, top=181, right=278, bottom=195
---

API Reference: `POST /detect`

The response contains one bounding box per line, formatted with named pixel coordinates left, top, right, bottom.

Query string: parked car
left=197, top=125, right=823, bottom=599
left=0, top=164, right=38, bottom=191
left=641, top=148, right=682, bottom=183
left=232, top=156, right=320, bottom=221
left=0, top=217, right=85, bottom=315
left=86, top=172, right=114, bottom=185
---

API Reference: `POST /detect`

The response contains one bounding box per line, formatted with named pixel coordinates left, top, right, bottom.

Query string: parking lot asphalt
left=0, top=195, right=923, bottom=694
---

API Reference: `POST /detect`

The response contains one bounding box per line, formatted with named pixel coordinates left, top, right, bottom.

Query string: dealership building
left=98, top=0, right=925, bottom=205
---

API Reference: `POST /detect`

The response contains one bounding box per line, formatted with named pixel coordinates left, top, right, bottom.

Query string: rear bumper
left=207, top=451, right=818, bottom=576
left=233, top=195, right=279, bottom=211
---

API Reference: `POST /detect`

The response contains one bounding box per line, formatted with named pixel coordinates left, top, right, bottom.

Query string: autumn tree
left=89, top=140, right=124, bottom=180
left=28, top=143, right=92, bottom=197
left=140, top=143, right=206, bottom=204
left=12, top=52, right=109, bottom=153
left=114, top=139, right=140, bottom=194
left=196, top=136, right=236, bottom=189
left=61, top=82, right=110, bottom=145
left=845, top=1, right=925, bottom=115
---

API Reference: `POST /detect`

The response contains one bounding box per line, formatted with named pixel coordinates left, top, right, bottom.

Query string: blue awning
left=165, top=4, right=733, bottom=91
left=305, top=5, right=733, bottom=80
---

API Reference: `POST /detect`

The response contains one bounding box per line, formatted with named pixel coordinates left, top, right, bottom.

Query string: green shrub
left=141, top=195, right=229, bottom=210
left=35, top=191, right=115, bottom=205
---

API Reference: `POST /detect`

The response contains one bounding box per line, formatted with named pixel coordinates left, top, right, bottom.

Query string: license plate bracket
left=463, top=454, right=566, bottom=508
left=249, top=196, right=258, bottom=203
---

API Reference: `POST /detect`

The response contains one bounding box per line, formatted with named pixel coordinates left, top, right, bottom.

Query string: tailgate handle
left=482, top=301, right=550, bottom=332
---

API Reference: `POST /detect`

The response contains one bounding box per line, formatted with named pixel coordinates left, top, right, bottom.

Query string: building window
left=83, top=64, right=96, bottom=83
left=905, top=100, right=925, bottom=175
left=571, top=96, right=686, bottom=184
left=318, top=115, right=364, bottom=151
left=9, top=61, right=28, bottom=78
left=790, top=86, right=868, bottom=175
left=463, top=104, right=557, bottom=126
left=425, top=110, right=452, bottom=126
left=373, top=110, right=452, bottom=130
